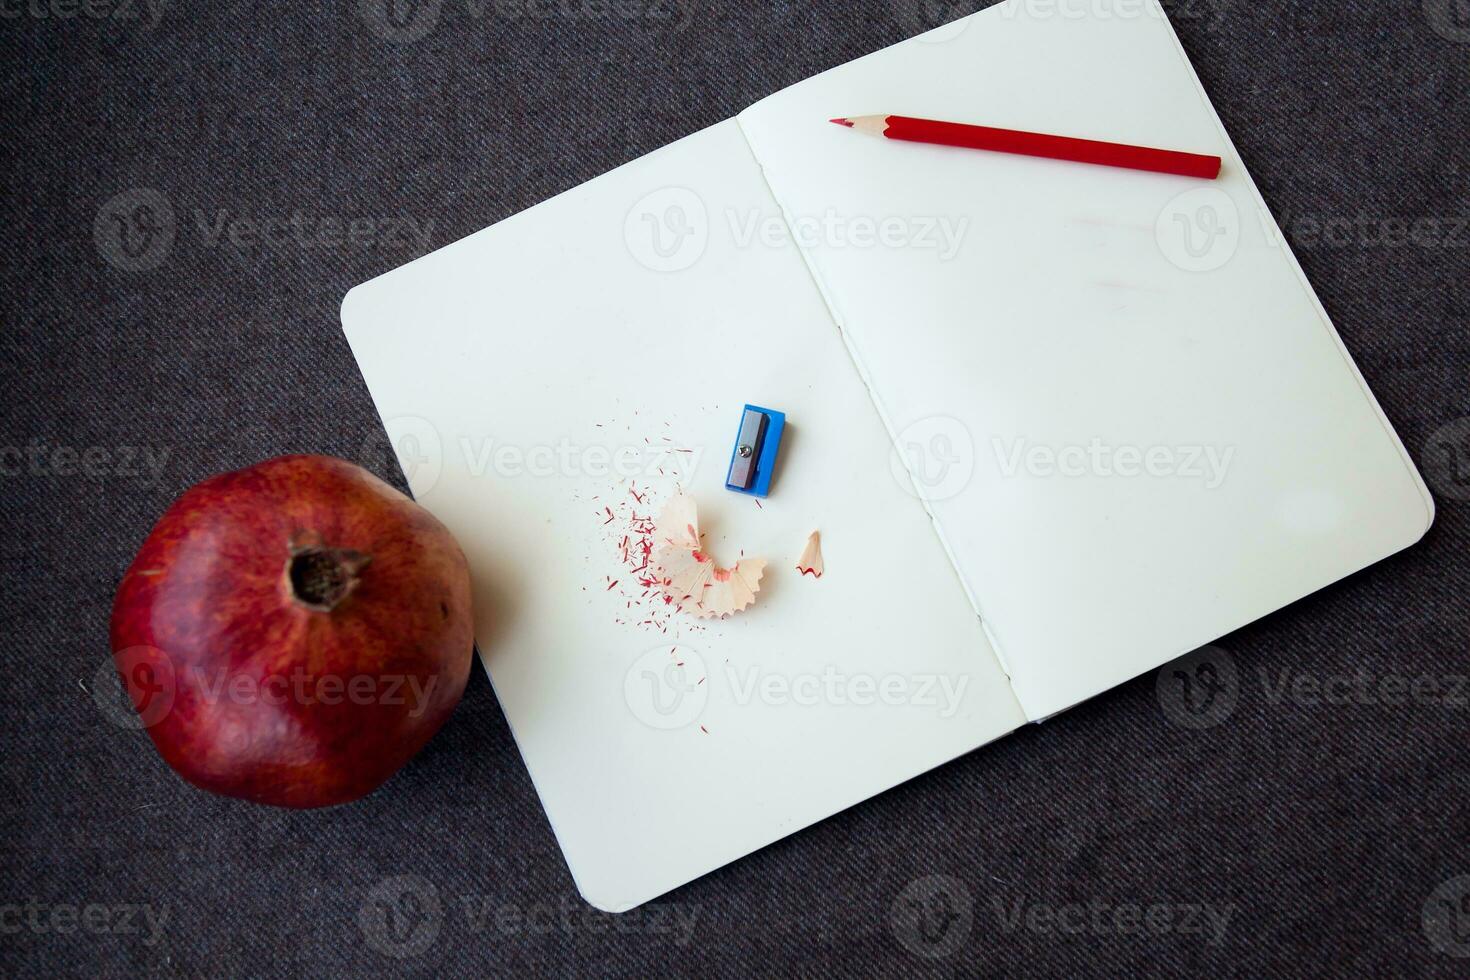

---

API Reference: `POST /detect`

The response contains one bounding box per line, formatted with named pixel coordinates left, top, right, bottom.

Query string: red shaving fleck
left=591, top=480, right=700, bottom=635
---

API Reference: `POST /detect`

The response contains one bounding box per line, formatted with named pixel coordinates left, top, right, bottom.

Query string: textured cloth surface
left=3, top=0, right=1469, bottom=976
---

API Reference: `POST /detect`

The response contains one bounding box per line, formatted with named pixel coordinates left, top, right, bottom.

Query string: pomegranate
left=109, top=454, right=474, bottom=808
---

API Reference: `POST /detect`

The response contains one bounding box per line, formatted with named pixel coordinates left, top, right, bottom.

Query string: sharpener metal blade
left=726, top=408, right=768, bottom=490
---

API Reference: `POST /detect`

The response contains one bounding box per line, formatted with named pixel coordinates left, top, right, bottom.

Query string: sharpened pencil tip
left=829, top=117, right=853, bottom=127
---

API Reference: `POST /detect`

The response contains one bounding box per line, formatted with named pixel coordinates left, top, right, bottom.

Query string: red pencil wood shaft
left=881, top=115, right=1221, bottom=179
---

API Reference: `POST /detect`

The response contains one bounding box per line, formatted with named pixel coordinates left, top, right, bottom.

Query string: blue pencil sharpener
left=724, top=405, right=786, bottom=498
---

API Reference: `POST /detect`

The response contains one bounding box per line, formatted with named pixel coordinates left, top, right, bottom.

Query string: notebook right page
left=737, top=0, right=1433, bottom=719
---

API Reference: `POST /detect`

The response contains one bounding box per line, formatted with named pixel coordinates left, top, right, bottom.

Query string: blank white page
left=342, top=120, right=1025, bottom=911
left=737, top=1, right=1433, bottom=719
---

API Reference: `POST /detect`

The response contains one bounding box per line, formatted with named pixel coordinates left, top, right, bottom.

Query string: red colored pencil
left=830, top=114, right=1221, bottom=180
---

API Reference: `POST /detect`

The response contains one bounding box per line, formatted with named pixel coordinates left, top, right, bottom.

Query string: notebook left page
left=341, top=119, right=1025, bottom=911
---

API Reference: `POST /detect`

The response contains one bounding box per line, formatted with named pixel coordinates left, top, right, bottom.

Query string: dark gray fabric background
left=3, top=0, right=1468, bottom=976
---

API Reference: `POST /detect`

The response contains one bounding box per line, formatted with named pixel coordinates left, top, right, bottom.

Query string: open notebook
left=341, top=0, right=1433, bottom=911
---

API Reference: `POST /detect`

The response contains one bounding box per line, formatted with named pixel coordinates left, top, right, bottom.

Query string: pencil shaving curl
left=652, top=494, right=766, bottom=619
